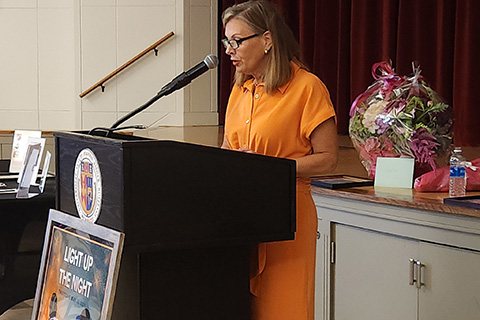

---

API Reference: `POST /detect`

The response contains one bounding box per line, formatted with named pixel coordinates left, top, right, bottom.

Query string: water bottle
left=449, top=147, right=466, bottom=197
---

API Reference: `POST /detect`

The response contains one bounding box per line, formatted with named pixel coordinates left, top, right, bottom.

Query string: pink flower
left=380, top=136, right=394, bottom=151
left=357, top=137, right=384, bottom=178
left=364, top=137, right=381, bottom=153
left=356, top=142, right=374, bottom=164
left=380, top=136, right=397, bottom=157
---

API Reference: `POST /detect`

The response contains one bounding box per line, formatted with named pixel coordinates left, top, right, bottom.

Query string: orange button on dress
left=224, top=62, right=336, bottom=320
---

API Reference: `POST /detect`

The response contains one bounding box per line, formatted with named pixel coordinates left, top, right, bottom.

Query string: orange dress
left=224, top=62, right=336, bottom=319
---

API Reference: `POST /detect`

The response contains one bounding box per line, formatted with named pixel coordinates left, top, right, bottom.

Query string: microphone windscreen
left=204, top=54, right=219, bottom=69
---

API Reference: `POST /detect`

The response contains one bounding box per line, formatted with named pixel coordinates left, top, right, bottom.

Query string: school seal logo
left=73, top=148, right=102, bottom=223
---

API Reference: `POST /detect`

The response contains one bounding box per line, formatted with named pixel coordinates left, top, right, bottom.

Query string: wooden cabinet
left=313, top=188, right=480, bottom=320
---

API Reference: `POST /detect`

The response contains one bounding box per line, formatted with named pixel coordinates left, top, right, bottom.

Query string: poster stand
left=31, top=209, right=124, bottom=320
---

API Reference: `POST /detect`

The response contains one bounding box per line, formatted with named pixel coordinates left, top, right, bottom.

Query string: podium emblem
left=73, top=148, right=102, bottom=223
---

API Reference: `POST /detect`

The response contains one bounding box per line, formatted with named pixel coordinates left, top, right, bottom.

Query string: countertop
left=311, top=184, right=480, bottom=219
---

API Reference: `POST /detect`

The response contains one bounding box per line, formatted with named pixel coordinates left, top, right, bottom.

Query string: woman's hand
left=237, top=147, right=255, bottom=153
left=221, top=137, right=256, bottom=154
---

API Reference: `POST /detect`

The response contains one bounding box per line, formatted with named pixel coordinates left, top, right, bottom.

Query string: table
left=0, top=160, right=55, bottom=314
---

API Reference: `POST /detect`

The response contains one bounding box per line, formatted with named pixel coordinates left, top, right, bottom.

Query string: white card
left=374, top=157, right=415, bottom=189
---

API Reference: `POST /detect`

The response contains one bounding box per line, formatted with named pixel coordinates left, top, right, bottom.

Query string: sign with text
left=31, top=209, right=124, bottom=320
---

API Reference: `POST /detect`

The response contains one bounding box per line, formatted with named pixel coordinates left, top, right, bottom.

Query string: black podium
left=54, top=131, right=296, bottom=320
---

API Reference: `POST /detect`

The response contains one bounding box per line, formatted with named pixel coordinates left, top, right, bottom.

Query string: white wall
left=0, top=0, right=76, bottom=130
left=0, top=0, right=218, bottom=131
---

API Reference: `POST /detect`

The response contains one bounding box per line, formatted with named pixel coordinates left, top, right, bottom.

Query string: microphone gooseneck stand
left=107, top=54, right=219, bottom=133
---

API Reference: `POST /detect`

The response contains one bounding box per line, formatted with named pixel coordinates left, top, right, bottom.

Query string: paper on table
left=374, top=157, right=415, bottom=189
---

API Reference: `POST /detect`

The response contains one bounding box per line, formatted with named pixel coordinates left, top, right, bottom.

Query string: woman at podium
left=221, top=1, right=338, bottom=319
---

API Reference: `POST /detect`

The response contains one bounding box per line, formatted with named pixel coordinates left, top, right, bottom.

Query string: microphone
left=110, top=54, right=219, bottom=130
left=158, top=54, right=219, bottom=96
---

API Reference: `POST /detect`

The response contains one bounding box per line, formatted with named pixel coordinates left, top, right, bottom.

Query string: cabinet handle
left=409, top=259, right=416, bottom=286
left=330, top=241, right=335, bottom=264
left=416, top=260, right=425, bottom=288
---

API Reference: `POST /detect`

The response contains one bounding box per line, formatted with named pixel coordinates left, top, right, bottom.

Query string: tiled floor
left=0, top=299, right=33, bottom=320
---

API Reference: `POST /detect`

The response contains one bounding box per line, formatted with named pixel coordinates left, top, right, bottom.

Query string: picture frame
left=16, top=140, right=45, bottom=198
left=17, top=137, right=46, bottom=186
left=37, top=151, right=52, bottom=193
left=31, top=209, right=124, bottom=320
left=311, top=175, right=374, bottom=189
left=9, top=130, right=42, bottom=173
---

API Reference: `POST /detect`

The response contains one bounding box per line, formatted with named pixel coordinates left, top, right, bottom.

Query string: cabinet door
left=333, top=224, right=417, bottom=320
left=419, top=242, right=480, bottom=320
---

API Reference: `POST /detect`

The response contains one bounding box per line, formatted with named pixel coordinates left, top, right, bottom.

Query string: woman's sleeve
left=300, top=76, right=337, bottom=139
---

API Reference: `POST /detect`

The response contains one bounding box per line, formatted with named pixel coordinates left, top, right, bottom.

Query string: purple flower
left=408, top=128, right=440, bottom=169
left=375, top=114, right=393, bottom=134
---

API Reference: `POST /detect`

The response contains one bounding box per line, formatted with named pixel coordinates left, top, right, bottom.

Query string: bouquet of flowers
left=349, top=61, right=453, bottom=178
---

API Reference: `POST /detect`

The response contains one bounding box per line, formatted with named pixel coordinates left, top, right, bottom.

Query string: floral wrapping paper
left=348, top=61, right=453, bottom=178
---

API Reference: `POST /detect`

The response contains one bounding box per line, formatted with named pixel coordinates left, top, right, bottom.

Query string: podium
left=54, top=131, right=296, bottom=320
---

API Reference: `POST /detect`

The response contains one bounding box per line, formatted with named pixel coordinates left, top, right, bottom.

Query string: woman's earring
left=264, top=49, right=269, bottom=54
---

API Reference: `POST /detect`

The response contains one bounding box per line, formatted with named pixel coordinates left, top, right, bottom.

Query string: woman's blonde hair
left=222, top=0, right=304, bottom=93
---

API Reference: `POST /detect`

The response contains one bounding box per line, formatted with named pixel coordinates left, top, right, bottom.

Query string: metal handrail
left=79, top=31, right=174, bottom=98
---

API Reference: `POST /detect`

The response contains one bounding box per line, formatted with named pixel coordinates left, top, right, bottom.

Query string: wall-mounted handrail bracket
left=79, top=31, right=175, bottom=98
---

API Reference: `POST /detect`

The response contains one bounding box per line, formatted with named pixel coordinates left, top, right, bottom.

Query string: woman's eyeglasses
left=221, top=34, right=259, bottom=49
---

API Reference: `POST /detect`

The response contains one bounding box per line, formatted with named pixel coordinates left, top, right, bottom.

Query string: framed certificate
left=311, top=175, right=373, bottom=189
left=443, top=196, right=480, bottom=209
